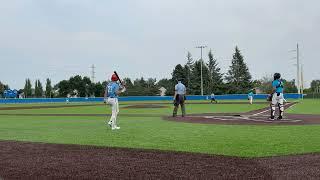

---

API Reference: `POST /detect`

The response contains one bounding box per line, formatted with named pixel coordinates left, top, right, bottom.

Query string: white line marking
left=200, top=115, right=303, bottom=123
left=251, top=109, right=270, bottom=116
left=251, top=102, right=294, bottom=116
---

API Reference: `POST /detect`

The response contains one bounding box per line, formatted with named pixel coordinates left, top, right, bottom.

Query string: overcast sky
left=0, top=0, right=319, bottom=89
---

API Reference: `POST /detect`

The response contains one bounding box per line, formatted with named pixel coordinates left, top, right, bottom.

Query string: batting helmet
left=111, top=74, right=118, bottom=81
left=274, top=73, right=281, bottom=80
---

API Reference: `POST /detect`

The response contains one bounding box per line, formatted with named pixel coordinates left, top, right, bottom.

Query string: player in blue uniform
left=248, top=91, right=254, bottom=104
left=104, top=74, right=126, bottom=130
left=270, top=73, right=284, bottom=120
left=210, top=93, right=218, bottom=103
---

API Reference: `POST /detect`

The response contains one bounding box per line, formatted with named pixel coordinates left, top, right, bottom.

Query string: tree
left=94, top=82, right=105, bottom=97
left=283, top=79, right=298, bottom=93
left=57, top=80, right=70, bottom=97
left=207, top=49, right=224, bottom=94
left=66, top=75, right=93, bottom=97
left=256, top=75, right=273, bottom=94
left=310, top=80, right=320, bottom=92
left=172, top=64, right=186, bottom=82
left=122, top=78, right=134, bottom=96
left=145, top=78, right=159, bottom=96
left=24, top=78, right=32, bottom=98
left=186, top=51, right=194, bottom=90
left=83, top=76, right=93, bottom=97
left=34, top=80, right=43, bottom=97
left=225, top=46, right=252, bottom=94
left=0, top=81, right=9, bottom=97
left=45, top=78, right=52, bottom=98
left=190, top=60, right=210, bottom=95
left=157, top=78, right=175, bottom=96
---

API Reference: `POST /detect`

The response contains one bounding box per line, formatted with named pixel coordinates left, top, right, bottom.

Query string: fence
left=0, top=93, right=304, bottom=104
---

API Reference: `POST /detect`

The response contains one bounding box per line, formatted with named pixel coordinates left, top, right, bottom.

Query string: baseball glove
left=267, top=94, right=272, bottom=102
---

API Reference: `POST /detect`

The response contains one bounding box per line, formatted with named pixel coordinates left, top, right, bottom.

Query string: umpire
left=173, top=79, right=186, bottom=117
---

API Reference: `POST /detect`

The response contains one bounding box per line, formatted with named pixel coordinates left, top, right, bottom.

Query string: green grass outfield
left=0, top=99, right=320, bottom=157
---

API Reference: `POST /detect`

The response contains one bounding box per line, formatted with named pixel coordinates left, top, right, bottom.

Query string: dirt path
left=166, top=102, right=320, bottom=125
left=0, top=101, right=270, bottom=111
left=0, top=141, right=319, bottom=180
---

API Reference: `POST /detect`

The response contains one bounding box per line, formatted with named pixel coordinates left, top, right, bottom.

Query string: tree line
left=3, top=46, right=317, bottom=98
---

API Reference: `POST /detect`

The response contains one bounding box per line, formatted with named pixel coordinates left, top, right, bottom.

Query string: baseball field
left=1, top=99, right=320, bottom=179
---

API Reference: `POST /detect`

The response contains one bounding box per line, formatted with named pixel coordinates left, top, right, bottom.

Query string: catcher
left=173, top=79, right=186, bottom=117
left=269, top=73, right=285, bottom=120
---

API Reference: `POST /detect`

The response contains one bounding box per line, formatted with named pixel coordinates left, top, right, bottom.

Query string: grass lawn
left=287, top=99, right=320, bottom=114
left=0, top=99, right=320, bottom=157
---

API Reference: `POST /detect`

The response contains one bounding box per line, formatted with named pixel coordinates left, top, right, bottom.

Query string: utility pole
left=196, top=45, right=207, bottom=96
left=90, top=64, right=96, bottom=83
left=296, top=44, right=300, bottom=94
left=301, top=64, right=304, bottom=98
left=290, top=43, right=301, bottom=95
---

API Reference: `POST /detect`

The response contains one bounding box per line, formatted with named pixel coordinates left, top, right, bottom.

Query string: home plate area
left=199, top=115, right=302, bottom=123
left=166, top=102, right=320, bottom=125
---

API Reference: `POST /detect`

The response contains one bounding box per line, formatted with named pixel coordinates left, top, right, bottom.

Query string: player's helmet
left=274, top=73, right=281, bottom=80
left=111, top=74, right=118, bottom=81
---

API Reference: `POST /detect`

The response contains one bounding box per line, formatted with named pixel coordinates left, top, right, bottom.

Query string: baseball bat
left=113, top=71, right=124, bottom=85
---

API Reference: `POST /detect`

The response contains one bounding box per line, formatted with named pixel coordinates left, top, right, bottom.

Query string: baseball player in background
left=104, top=74, right=126, bottom=130
left=173, top=79, right=186, bottom=117
left=270, top=73, right=284, bottom=120
left=248, top=91, right=254, bottom=104
left=210, top=93, right=218, bottom=103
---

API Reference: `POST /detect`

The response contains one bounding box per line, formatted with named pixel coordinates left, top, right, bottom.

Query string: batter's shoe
left=112, top=126, right=120, bottom=130
left=107, top=121, right=112, bottom=127
left=269, top=116, right=275, bottom=120
left=277, top=116, right=283, bottom=120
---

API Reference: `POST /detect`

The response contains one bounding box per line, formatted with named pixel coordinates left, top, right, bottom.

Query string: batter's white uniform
left=107, top=97, right=119, bottom=128
left=106, top=81, right=121, bottom=130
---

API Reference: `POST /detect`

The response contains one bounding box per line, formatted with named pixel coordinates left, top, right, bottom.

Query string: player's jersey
left=272, top=79, right=284, bottom=93
left=175, top=82, right=186, bottom=95
left=248, top=92, right=253, bottom=97
left=211, top=94, right=215, bottom=98
left=106, top=82, right=120, bottom=98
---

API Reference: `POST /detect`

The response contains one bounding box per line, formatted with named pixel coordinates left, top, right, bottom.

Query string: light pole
left=196, top=45, right=207, bottom=96
left=290, top=43, right=301, bottom=94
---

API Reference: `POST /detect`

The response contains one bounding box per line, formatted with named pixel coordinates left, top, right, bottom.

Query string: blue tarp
left=0, top=94, right=303, bottom=104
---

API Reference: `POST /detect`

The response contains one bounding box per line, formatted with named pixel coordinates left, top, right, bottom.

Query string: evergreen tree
left=24, top=78, right=32, bottom=98
left=172, top=64, right=186, bottom=82
left=207, top=49, right=224, bottom=94
left=225, top=46, right=252, bottom=94
left=34, top=80, right=43, bottom=97
left=190, top=60, right=210, bottom=95
left=45, top=78, right=52, bottom=98
left=186, top=51, right=194, bottom=90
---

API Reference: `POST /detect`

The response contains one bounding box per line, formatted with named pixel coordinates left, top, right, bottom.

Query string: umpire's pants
left=173, top=94, right=186, bottom=117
